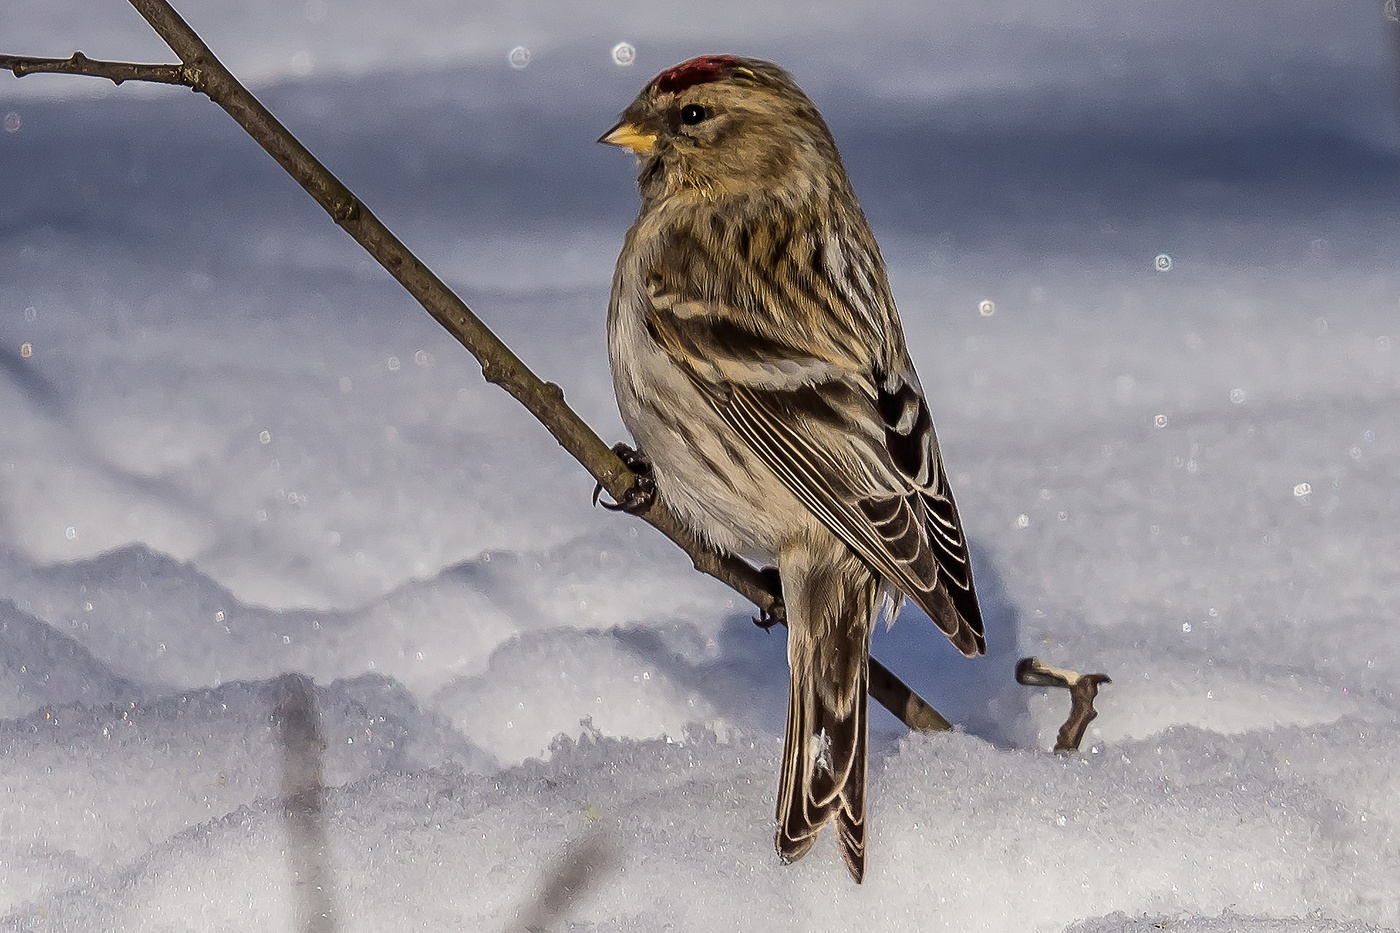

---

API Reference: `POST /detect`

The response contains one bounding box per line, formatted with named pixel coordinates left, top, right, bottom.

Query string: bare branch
left=871, top=661, right=953, bottom=732
left=1, top=0, right=953, bottom=734
left=1015, top=657, right=1112, bottom=752
left=0, top=51, right=189, bottom=85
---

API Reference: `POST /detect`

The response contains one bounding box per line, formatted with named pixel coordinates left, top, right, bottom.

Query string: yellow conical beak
left=598, top=120, right=658, bottom=155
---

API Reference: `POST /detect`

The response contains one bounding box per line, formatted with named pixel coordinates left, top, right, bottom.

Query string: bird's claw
left=610, top=442, right=653, bottom=475
left=593, top=443, right=657, bottom=514
left=597, top=480, right=657, bottom=513
left=753, top=604, right=786, bottom=631
left=752, top=567, right=785, bottom=630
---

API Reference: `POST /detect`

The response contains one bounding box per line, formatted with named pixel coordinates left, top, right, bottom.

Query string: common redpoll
left=600, top=55, right=984, bottom=883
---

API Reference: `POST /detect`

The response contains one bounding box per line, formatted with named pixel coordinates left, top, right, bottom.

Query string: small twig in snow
left=1016, top=657, right=1112, bottom=752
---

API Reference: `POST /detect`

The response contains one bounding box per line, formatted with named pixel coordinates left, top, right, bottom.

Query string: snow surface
left=2, top=0, right=1400, bottom=930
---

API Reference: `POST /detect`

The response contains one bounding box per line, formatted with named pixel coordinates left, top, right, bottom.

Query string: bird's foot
left=752, top=567, right=785, bottom=630
left=592, top=443, right=657, bottom=514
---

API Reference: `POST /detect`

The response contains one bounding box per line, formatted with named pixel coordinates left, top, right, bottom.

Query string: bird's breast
left=606, top=253, right=809, bottom=560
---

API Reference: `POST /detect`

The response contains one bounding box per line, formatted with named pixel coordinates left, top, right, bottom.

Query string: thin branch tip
left=0, top=50, right=191, bottom=87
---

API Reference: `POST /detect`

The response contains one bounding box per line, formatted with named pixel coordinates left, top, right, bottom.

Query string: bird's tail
left=774, top=545, right=879, bottom=883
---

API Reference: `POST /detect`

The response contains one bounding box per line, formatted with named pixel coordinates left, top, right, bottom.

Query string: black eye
left=679, top=104, right=708, bottom=125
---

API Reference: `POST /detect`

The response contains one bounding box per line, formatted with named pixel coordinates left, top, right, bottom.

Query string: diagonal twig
left=507, top=833, right=615, bottom=933
left=0, top=1, right=953, bottom=733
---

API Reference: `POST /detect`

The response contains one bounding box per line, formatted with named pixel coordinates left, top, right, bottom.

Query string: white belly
left=608, top=287, right=811, bottom=562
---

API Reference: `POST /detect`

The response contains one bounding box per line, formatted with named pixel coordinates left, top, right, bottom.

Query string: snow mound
left=0, top=671, right=485, bottom=915
left=6, top=725, right=1400, bottom=931
left=0, top=599, right=138, bottom=718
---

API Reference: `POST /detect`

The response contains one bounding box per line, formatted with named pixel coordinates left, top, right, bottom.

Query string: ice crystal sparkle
left=611, top=42, right=636, bottom=66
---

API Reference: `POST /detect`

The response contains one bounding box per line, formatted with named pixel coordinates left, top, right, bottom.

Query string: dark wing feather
left=721, top=380, right=984, bottom=655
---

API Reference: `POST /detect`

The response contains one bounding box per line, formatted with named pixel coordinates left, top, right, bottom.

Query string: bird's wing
left=644, top=220, right=985, bottom=654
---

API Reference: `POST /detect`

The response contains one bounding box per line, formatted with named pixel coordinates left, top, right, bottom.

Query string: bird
left=599, top=55, right=984, bottom=883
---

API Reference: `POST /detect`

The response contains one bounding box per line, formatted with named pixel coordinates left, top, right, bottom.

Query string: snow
left=2, top=0, right=1399, bottom=929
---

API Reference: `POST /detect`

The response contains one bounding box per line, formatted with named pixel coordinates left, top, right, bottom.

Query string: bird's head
left=600, top=55, right=843, bottom=204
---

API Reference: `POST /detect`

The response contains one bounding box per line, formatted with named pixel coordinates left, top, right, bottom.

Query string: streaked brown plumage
left=601, top=55, right=984, bottom=882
